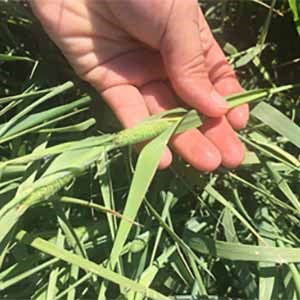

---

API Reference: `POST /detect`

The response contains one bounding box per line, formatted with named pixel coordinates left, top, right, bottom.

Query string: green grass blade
left=0, top=100, right=21, bottom=117
left=108, top=118, right=182, bottom=269
left=0, top=81, right=74, bottom=137
left=54, top=204, right=87, bottom=259
left=0, top=107, right=89, bottom=145
left=0, top=146, right=109, bottom=247
left=188, top=234, right=300, bottom=263
left=277, top=239, right=300, bottom=298
left=249, top=132, right=300, bottom=167
left=55, top=273, right=92, bottom=300
left=0, top=253, right=45, bottom=281
left=129, top=245, right=176, bottom=300
left=1, top=96, right=91, bottom=138
left=222, top=209, right=258, bottom=298
left=227, top=83, right=300, bottom=107
left=265, top=162, right=300, bottom=214
left=0, top=257, right=58, bottom=291
left=257, top=0, right=276, bottom=49
left=149, top=191, right=174, bottom=265
left=0, top=87, right=53, bottom=105
left=289, top=0, right=300, bottom=35
left=41, top=146, right=105, bottom=176
left=205, top=185, right=265, bottom=244
left=234, top=44, right=267, bottom=68
left=66, top=265, right=80, bottom=300
left=15, top=230, right=169, bottom=300
left=145, top=199, right=209, bottom=295
left=0, top=53, right=34, bottom=62
left=60, top=196, right=140, bottom=226
left=47, top=229, right=65, bottom=300
left=222, top=208, right=239, bottom=243
left=0, top=172, right=73, bottom=247
left=228, top=172, right=295, bottom=212
left=251, top=101, right=300, bottom=149
left=38, top=118, right=95, bottom=133
left=258, top=208, right=277, bottom=300
left=240, top=134, right=299, bottom=171
left=0, top=135, right=113, bottom=168
left=96, top=155, right=118, bottom=240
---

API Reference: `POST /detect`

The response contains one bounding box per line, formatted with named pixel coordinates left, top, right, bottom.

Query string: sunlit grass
left=0, top=1, right=299, bottom=299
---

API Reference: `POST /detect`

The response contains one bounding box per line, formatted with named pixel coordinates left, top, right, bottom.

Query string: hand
left=31, top=0, right=249, bottom=171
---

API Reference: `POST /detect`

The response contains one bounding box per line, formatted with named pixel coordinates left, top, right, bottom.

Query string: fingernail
left=210, top=90, right=229, bottom=110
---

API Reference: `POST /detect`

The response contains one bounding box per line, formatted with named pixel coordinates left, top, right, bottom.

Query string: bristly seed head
left=114, top=119, right=172, bottom=147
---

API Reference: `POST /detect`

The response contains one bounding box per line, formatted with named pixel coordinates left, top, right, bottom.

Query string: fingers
left=203, top=37, right=249, bottom=129
left=101, top=85, right=172, bottom=169
left=198, top=8, right=249, bottom=129
left=171, top=129, right=222, bottom=171
left=196, top=8, right=247, bottom=167
left=200, top=40, right=247, bottom=167
left=201, top=117, right=245, bottom=168
left=141, top=81, right=222, bottom=171
left=226, top=104, right=249, bottom=130
left=160, top=0, right=229, bottom=118
left=30, top=0, right=62, bottom=20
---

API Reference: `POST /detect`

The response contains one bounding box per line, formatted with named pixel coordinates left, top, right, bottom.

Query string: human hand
left=31, top=0, right=249, bottom=171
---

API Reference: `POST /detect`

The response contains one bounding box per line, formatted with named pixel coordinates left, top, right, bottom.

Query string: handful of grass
left=0, top=83, right=298, bottom=245
left=0, top=82, right=299, bottom=298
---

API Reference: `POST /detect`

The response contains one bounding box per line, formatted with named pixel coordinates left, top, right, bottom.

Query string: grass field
left=0, top=1, right=300, bottom=299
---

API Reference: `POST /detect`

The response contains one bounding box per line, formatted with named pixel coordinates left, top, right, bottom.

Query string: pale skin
left=30, top=0, right=249, bottom=171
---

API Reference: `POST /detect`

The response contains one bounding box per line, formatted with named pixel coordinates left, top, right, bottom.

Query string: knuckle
left=209, top=61, right=236, bottom=84
left=172, top=53, right=207, bottom=82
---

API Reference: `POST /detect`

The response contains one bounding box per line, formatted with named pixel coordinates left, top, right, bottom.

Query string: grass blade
left=0, top=53, right=34, bottom=62
left=0, top=81, right=74, bottom=137
left=1, top=96, right=92, bottom=138
left=251, top=101, right=300, bottom=149
left=15, top=230, right=169, bottom=300
left=188, top=233, right=300, bottom=263
left=227, top=83, right=300, bottom=107
left=289, top=0, right=300, bottom=35
left=108, top=118, right=182, bottom=269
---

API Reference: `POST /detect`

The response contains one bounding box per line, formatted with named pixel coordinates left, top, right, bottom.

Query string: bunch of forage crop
left=0, top=83, right=298, bottom=248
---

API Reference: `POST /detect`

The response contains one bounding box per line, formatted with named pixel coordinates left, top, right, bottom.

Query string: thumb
left=160, top=0, right=228, bottom=117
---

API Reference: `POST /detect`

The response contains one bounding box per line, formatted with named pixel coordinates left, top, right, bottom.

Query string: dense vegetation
left=0, top=1, right=299, bottom=299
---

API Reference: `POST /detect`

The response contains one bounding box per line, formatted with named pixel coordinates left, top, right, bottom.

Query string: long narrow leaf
left=15, top=230, right=169, bottom=300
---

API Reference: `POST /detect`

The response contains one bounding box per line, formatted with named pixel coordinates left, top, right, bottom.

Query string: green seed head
left=114, top=119, right=172, bottom=147
left=20, top=173, right=74, bottom=210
